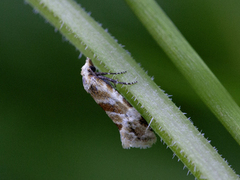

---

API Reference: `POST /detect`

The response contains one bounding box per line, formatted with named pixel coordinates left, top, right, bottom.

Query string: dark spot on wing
left=99, top=103, right=124, bottom=114
left=139, top=117, right=148, bottom=127
left=115, top=124, right=122, bottom=130
left=89, top=85, right=98, bottom=94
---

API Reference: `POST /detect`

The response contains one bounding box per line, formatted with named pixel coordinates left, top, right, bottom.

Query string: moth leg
left=96, top=71, right=127, bottom=76
left=97, top=75, right=137, bottom=85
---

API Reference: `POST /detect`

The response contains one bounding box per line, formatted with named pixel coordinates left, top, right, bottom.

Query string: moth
left=81, top=58, right=156, bottom=149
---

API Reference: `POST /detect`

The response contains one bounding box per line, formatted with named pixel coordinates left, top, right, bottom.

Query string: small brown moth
left=81, top=58, right=156, bottom=149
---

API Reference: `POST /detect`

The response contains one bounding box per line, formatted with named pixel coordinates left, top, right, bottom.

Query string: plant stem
left=26, top=0, right=239, bottom=179
left=125, top=0, right=240, bottom=145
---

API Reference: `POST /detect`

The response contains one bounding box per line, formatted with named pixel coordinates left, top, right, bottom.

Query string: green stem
left=26, top=0, right=239, bottom=179
left=125, top=0, right=240, bottom=145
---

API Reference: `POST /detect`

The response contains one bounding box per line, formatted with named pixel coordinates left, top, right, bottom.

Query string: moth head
left=81, top=57, right=96, bottom=77
left=89, top=65, right=96, bottom=73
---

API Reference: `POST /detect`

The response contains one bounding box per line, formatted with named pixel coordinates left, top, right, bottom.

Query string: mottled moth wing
left=81, top=58, right=156, bottom=149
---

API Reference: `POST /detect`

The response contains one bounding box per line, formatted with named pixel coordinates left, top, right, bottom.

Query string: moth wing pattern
left=81, top=58, right=157, bottom=149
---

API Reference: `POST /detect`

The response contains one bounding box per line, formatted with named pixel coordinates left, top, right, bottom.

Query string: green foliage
left=1, top=0, right=240, bottom=179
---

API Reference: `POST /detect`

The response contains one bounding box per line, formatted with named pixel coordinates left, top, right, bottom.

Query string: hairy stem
left=125, top=0, right=240, bottom=145
left=26, top=0, right=239, bottom=179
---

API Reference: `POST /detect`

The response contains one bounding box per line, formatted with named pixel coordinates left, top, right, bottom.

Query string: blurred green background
left=1, top=0, right=240, bottom=179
